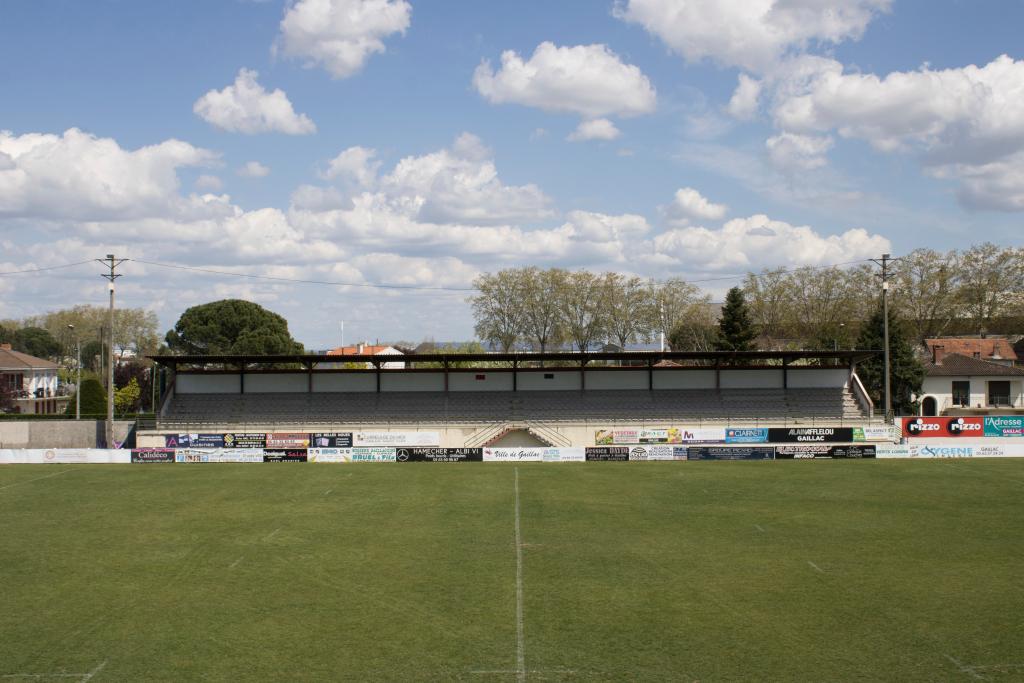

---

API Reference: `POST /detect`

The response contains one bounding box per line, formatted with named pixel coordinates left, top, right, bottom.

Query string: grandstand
left=140, top=350, right=879, bottom=446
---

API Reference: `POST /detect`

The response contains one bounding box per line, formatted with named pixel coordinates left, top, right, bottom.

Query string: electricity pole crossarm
left=97, top=255, right=127, bottom=448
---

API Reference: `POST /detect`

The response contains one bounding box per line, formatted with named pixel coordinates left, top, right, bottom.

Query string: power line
left=0, top=260, right=95, bottom=276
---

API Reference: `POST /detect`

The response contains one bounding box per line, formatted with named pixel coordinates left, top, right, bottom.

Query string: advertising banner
left=0, top=449, right=131, bottom=464
left=725, top=428, right=769, bottom=443
left=902, top=417, right=984, bottom=438
left=266, top=433, right=311, bottom=448
left=585, top=447, right=630, bottom=461
left=983, top=416, right=1024, bottom=437
left=595, top=429, right=637, bottom=445
left=596, top=428, right=723, bottom=445
left=638, top=428, right=683, bottom=444
left=223, top=433, right=267, bottom=449
left=131, top=448, right=175, bottom=463
left=396, top=448, right=483, bottom=462
left=308, top=448, right=349, bottom=463
left=680, top=428, right=727, bottom=444
left=543, top=448, right=586, bottom=462
left=483, top=448, right=546, bottom=462
left=775, top=445, right=876, bottom=459
left=349, top=448, right=398, bottom=462
left=174, top=449, right=264, bottom=463
left=311, top=432, right=353, bottom=448
left=687, top=446, right=775, bottom=461
left=263, top=449, right=308, bottom=462
left=163, top=433, right=225, bottom=448
left=354, top=431, right=440, bottom=447
left=881, top=441, right=1024, bottom=458
left=308, top=448, right=398, bottom=462
left=627, top=445, right=682, bottom=461
left=767, top=427, right=855, bottom=443
left=853, top=426, right=899, bottom=442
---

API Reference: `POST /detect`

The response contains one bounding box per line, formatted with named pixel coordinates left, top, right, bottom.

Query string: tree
left=81, top=340, right=104, bottom=373
left=520, top=267, right=565, bottom=352
left=742, top=268, right=795, bottom=343
left=854, top=301, right=924, bottom=417
left=558, top=270, right=607, bottom=352
left=12, top=327, right=61, bottom=360
left=603, top=273, right=649, bottom=350
left=113, top=308, right=161, bottom=360
left=469, top=270, right=525, bottom=352
left=114, top=378, right=141, bottom=414
left=115, top=362, right=153, bottom=412
left=891, top=248, right=960, bottom=343
left=648, top=278, right=706, bottom=346
left=716, top=287, right=757, bottom=352
left=165, top=300, right=304, bottom=355
left=65, top=378, right=106, bottom=417
left=955, top=243, right=1024, bottom=332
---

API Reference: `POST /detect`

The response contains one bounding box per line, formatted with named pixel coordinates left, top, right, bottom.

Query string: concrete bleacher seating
left=159, top=387, right=868, bottom=428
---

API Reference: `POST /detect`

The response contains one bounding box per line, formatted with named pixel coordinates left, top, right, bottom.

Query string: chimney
left=932, top=345, right=944, bottom=364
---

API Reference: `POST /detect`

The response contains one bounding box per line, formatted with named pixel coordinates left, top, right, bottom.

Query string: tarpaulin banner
left=585, top=447, right=629, bottom=461
left=902, top=417, right=984, bottom=438
left=767, top=428, right=855, bottom=443
left=309, top=448, right=397, bottom=462
left=880, top=442, right=1024, bottom=458
left=775, top=445, right=876, bottom=459
left=175, top=449, right=264, bottom=463
left=543, top=448, right=586, bottom=462
left=263, top=449, right=308, bottom=462
left=131, top=448, right=175, bottom=463
left=983, top=416, right=1024, bottom=437
left=483, top=448, right=547, bottom=462
left=396, top=448, right=483, bottom=462
left=354, top=432, right=440, bottom=447
left=0, top=449, right=132, bottom=464
left=163, top=433, right=225, bottom=448
left=223, top=433, right=267, bottom=449
left=687, top=446, right=775, bottom=461
left=266, top=433, right=311, bottom=448
left=595, top=428, right=722, bottom=444
left=308, top=448, right=349, bottom=463
left=852, top=426, right=899, bottom=442
left=311, top=432, right=353, bottom=448
left=627, top=445, right=683, bottom=461
left=725, top=428, right=769, bottom=443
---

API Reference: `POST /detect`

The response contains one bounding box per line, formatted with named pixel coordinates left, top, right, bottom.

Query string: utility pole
left=67, top=324, right=80, bottom=420
left=869, top=253, right=894, bottom=423
left=97, top=255, right=126, bottom=448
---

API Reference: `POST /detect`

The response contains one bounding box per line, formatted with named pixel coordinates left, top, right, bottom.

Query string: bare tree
left=468, top=270, right=525, bottom=352
left=520, top=267, right=565, bottom=352
left=603, top=273, right=649, bottom=349
left=956, top=243, right=1024, bottom=331
left=890, top=248, right=960, bottom=342
left=558, top=270, right=607, bottom=352
left=648, top=278, right=707, bottom=349
left=742, top=268, right=795, bottom=343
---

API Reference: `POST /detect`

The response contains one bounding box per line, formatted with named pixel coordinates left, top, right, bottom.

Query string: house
left=325, top=342, right=405, bottom=369
left=917, top=352, right=1024, bottom=416
left=0, top=344, right=67, bottom=414
left=925, top=337, right=1019, bottom=367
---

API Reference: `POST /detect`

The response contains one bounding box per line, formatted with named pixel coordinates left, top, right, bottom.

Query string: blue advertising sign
left=725, top=428, right=769, bottom=443
left=984, top=416, right=1024, bottom=437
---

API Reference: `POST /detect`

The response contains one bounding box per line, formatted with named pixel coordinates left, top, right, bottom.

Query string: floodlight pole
left=98, top=255, right=126, bottom=448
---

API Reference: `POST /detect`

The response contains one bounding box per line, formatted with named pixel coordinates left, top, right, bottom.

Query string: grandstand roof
left=150, top=349, right=877, bottom=369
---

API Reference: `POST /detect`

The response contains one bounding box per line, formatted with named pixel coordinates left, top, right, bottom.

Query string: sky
left=2, top=0, right=1023, bottom=350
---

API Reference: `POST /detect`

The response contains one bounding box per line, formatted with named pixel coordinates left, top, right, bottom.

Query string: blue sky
left=2, top=0, right=1023, bottom=348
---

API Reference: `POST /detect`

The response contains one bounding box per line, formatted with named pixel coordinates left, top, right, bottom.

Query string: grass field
left=1, top=461, right=1023, bottom=682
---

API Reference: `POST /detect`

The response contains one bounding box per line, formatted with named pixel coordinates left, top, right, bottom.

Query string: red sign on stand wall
left=903, top=417, right=985, bottom=438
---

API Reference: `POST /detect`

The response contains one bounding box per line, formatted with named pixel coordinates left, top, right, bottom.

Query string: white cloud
left=765, top=132, right=833, bottom=171
left=614, top=0, right=890, bottom=74
left=321, top=146, right=380, bottom=188
left=473, top=42, right=656, bottom=119
left=661, top=187, right=727, bottom=226
left=237, top=161, right=271, bottom=177
left=194, top=174, right=224, bottom=191
left=568, top=119, right=621, bottom=142
left=193, top=68, right=316, bottom=135
left=727, top=73, right=762, bottom=120
left=653, top=214, right=890, bottom=271
left=0, top=128, right=217, bottom=221
left=274, top=0, right=411, bottom=79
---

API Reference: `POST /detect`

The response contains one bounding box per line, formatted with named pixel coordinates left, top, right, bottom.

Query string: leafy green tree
left=66, top=378, right=106, bottom=417
left=854, top=301, right=924, bottom=417
left=715, top=287, right=758, bottom=352
left=469, top=270, right=525, bottom=352
left=165, top=300, right=304, bottom=355
left=114, top=378, right=141, bottom=414
left=12, top=327, right=61, bottom=360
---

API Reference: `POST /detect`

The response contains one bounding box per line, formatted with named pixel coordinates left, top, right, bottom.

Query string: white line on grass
left=323, top=489, right=332, bottom=495
left=945, top=655, right=986, bottom=680
left=263, top=528, right=281, bottom=542
left=754, top=524, right=765, bottom=532
left=81, top=661, right=107, bottom=682
left=1, top=659, right=107, bottom=681
left=514, top=467, right=526, bottom=683
left=229, top=557, right=244, bottom=569
left=0, top=469, right=73, bottom=491
left=807, top=561, right=824, bottom=573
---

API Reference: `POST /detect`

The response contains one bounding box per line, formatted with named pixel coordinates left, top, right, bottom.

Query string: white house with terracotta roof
left=925, top=337, right=1019, bottom=367
left=0, top=343, right=66, bottom=414
left=325, top=342, right=405, bottom=369
left=917, top=352, right=1024, bottom=416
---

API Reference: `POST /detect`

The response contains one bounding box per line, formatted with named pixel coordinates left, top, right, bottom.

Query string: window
left=951, top=381, right=970, bottom=406
left=988, top=381, right=1011, bottom=406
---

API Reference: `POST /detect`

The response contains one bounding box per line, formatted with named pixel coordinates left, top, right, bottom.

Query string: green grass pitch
left=1, top=461, right=1022, bottom=681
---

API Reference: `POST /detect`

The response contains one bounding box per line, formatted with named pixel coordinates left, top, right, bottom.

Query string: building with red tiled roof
left=0, top=344, right=66, bottom=414
left=925, top=337, right=1018, bottom=367
left=325, top=342, right=405, bottom=369
left=917, top=352, right=1024, bottom=416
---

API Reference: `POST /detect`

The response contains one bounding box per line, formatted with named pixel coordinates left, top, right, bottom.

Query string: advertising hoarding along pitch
left=902, top=417, right=984, bottom=438
left=767, top=428, right=855, bottom=443
left=595, top=428, right=726, bottom=444
left=263, top=449, right=308, bottom=462
left=627, top=446, right=683, bottom=460
left=396, top=448, right=483, bottom=462
left=266, top=433, right=311, bottom=448
left=725, top=428, right=768, bottom=443
left=585, top=447, right=630, bottom=461
left=311, top=432, right=353, bottom=447
left=163, top=433, right=225, bottom=448
left=223, top=433, right=267, bottom=448
left=983, top=416, right=1024, bottom=437
left=687, top=446, right=775, bottom=461
left=131, top=448, right=175, bottom=463
left=354, top=432, right=440, bottom=447
left=775, top=445, right=876, bottom=459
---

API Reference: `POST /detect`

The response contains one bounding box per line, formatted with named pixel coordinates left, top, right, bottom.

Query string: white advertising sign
left=878, top=441, right=1024, bottom=458
left=308, top=448, right=349, bottom=463
left=542, top=448, right=586, bottom=462
left=483, top=448, right=547, bottom=462
left=353, top=432, right=440, bottom=447
left=174, top=449, right=263, bottom=463
left=310, top=448, right=397, bottom=462
left=0, top=449, right=131, bottom=464
left=627, top=445, right=677, bottom=461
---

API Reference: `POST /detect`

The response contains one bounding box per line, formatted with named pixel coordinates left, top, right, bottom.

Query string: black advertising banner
left=311, top=432, right=354, bottom=448
left=585, top=447, right=630, bottom=461
left=776, top=445, right=876, bottom=459
left=687, top=446, right=775, bottom=461
left=131, top=448, right=175, bottom=463
left=263, top=449, right=308, bottom=462
left=163, top=433, right=225, bottom=448
left=767, top=427, right=854, bottom=443
left=396, top=447, right=483, bottom=462
left=223, top=433, right=266, bottom=448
